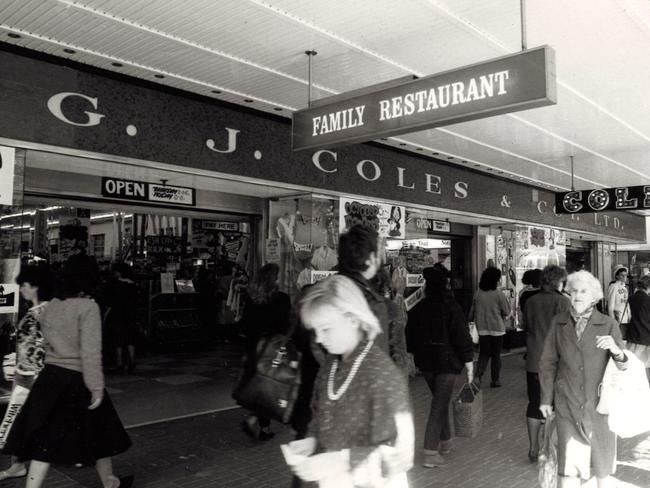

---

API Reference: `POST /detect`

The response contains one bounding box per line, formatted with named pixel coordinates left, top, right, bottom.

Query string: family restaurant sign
left=0, top=49, right=643, bottom=241
left=556, top=185, right=650, bottom=214
left=292, top=46, right=556, bottom=151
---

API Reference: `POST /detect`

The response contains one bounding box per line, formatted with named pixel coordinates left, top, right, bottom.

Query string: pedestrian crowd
left=2, top=223, right=650, bottom=488
left=235, top=224, right=650, bottom=488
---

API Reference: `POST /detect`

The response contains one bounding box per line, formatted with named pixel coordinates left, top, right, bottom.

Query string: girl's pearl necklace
left=327, top=340, right=374, bottom=401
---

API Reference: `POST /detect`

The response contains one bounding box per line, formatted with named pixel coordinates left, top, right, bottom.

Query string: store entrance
left=5, top=198, right=260, bottom=425
left=386, top=235, right=473, bottom=312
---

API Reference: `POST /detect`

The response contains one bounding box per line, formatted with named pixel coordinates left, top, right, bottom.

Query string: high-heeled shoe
left=118, top=474, right=134, bottom=487
left=528, top=450, right=538, bottom=463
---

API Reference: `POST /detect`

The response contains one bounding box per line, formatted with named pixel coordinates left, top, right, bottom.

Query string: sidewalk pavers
left=1, top=353, right=648, bottom=487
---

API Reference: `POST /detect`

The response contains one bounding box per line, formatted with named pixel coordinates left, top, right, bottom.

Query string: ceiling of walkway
left=1, top=0, right=649, bottom=215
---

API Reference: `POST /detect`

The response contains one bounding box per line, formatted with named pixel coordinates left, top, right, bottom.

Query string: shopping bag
left=0, top=384, right=30, bottom=448
left=538, top=413, right=557, bottom=488
left=597, top=353, right=650, bottom=438
left=453, top=382, right=483, bottom=438
left=232, top=334, right=302, bottom=424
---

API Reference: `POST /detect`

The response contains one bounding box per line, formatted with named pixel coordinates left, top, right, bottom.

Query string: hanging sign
left=202, top=221, right=240, bottom=232
left=414, top=217, right=451, bottom=234
left=101, top=177, right=195, bottom=206
left=555, top=185, right=650, bottom=214
left=0, top=146, right=15, bottom=206
left=292, top=46, right=556, bottom=151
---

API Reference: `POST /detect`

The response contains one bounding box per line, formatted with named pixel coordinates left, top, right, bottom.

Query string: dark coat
left=405, top=292, right=474, bottom=374
left=628, top=290, right=650, bottom=346
left=539, top=309, right=626, bottom=473
left=524, top=289, right=570, bottom=373
left=340, top=272, right=390, bottom=356
left=239, top=291, right=291, bottom=353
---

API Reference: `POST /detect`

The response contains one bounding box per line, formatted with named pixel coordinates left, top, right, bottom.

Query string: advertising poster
left=339, top=197, right=405, bottom=238
left=58, top=209, right=90, bottom=260
left=265, top=237, right=280, bottom=263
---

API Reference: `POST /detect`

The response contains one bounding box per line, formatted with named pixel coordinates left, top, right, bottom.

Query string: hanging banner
left=293, top=46, right=556, bottom=151
left=0, top=146, right=15, bottom=206
left=555, top=185, right=650, bottom=214
left=339, top=197, right=405, bottom=238
left=101, top=177, right=195, bottom=206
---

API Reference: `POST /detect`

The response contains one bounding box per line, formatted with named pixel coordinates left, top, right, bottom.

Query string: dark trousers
left=422, top=372, right=457, bottom=451
left=476, top=335, right=503, bottom=382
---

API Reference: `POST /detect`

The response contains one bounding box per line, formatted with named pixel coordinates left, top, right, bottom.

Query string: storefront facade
left=0, top=46, right=646, bottom=344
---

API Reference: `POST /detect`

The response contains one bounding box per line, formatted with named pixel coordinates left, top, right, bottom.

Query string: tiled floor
left=103, top=344, right=243, bottom=427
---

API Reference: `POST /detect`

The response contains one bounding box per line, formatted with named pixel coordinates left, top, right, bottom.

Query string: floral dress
left=15, top=302, right=47, bottom=379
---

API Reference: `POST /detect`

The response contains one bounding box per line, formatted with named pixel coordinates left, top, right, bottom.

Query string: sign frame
left=292, top=46, right=556, bottom=151
left=101, top=177, right=196, bottom=207
left=555, top=185, right=650, bottom=214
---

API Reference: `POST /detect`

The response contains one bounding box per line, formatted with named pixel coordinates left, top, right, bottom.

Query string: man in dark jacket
left=337, top=224, right=390, bottom=355
left=627, top=274, right=650, bottom=382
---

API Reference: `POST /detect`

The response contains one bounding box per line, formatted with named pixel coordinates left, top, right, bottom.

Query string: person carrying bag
left=235, top=263, right=292, bottom=440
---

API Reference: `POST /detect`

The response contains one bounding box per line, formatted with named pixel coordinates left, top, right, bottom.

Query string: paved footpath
left=1, top=353, right=649, bottom=488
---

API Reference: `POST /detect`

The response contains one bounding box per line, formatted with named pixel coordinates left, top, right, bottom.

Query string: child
left=286, top=275, right=413, bottom=487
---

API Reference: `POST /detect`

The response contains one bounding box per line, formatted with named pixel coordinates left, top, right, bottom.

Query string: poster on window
left=58, top=209, right=91, bottom=261
left=0, top=146, right=15, bottom=206
left=339, top=198, right=405, bottom=238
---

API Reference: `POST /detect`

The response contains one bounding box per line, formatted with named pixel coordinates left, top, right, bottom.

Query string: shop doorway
left=386, top=235, right=473, bottom=312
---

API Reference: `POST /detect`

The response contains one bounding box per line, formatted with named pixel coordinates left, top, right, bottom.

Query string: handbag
left=453, top=382, right=483, bottom=438
left=232, top=333, right=302, bottom=424
left=538, top=413, right=557, bottom=488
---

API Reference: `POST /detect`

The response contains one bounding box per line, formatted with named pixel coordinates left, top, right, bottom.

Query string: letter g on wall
left=47, top=92, right=105, bottom=127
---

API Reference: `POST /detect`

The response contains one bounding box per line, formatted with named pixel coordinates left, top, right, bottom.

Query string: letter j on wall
left=292, top=47, right=556, bottom=151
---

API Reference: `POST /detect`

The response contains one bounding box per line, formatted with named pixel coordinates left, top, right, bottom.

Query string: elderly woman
left=539, top=271, right=627, bottom=488
left=287, top=275, right=414, bottom=487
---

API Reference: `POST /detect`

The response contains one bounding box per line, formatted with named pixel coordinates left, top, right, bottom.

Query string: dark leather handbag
left=232, top=334, right=302, bottom=424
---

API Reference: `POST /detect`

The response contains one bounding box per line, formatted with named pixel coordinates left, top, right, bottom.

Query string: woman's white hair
left=565, top=270, right=604, bottom=302
left=299, top=274, right=382, bottom=340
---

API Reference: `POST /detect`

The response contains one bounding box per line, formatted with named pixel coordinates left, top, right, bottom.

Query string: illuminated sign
left=555, top=185, right=650, bottom=214
left=293, top=46, right=556, bottom=151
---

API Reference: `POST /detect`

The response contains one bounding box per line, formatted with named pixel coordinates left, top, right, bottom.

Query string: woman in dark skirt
left=3, top=254, right=133, bottom=488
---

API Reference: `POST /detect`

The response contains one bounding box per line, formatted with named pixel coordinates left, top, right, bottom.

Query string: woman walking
left=0, top=263, right=53, bottom=481
left=469, top=267, right=511, bottom=387
left=406, top=267, right=474, bottom=468
left=287, top=275, right=414, bottom=487
left=238, top=262, right=291, bottom=440
left=539, top=270, right=627, bottom=488
left=104, top=263, right=138, bottom=373
left=522, top=265, right=570, bottom=462
left=3, top=255, right=132, bottom=488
